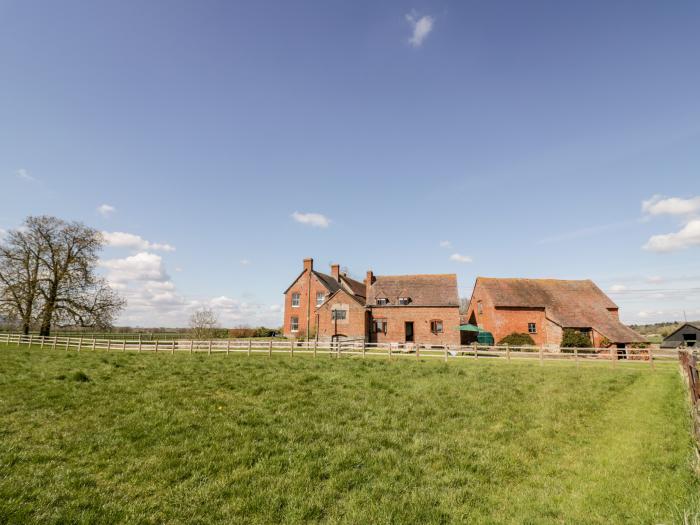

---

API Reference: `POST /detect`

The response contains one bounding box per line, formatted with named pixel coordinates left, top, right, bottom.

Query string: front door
left=405, top=322, right=414, bottom=343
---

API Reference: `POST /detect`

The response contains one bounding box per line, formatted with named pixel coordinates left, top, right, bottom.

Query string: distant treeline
left=0, top=325, right=282, bottom=339
left=629, top=321, right=700, bottom=337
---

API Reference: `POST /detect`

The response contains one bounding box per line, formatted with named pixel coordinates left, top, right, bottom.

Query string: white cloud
left=642, top=195, right=700, bottom=216
left=450, top=253, right=472, bottom=263
left=16, top=168, right=36, bottom=182
left=647, top=276, right=664, bottom=283
left=643, top=219, right=700, bottom=252
left=406, top=12, right=434, bottom=47
left=97, top=204, right=116, bottom=217
left=439, top=240, right=452, bottom=248
left=101, top=252, right=170, bottom=283
left=240, top=259, right=251, bottom=266
left=102, top=231, right=175, bottom=252
left=291, top=211, right=330, bottom=228
left=610, top=284, right=627, bottom=292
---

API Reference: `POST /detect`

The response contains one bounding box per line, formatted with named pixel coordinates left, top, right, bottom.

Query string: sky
left=1, top=0, right=699, bottom=327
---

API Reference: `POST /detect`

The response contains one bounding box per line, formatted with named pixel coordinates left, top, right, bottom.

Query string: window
left=477, top=301, right=483, bottom=315
left=290, top=316, right=299, bottom=332
left=376, top=298, right=389, bottom=305
left=291, top=292, right=300, bottom=307
left=430, top=320, right=443, bottom=334
left=398, top=297, right=411, bottom=305
left=331, top=309, right=347, bottom=320
left=373, top=318, right=387, bottom=334
left=316, top=292, right=325, bottom=307
left=528, top=322, right=536, bottom=334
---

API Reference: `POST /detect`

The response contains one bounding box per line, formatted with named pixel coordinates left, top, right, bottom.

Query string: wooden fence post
left=290, top=339, right=294, bottom=357
left=122, top=340, right=126, bottom=352
left=52, top=336, right=57, bottom=351
left=575, top=347, right=579, bottom=368
left=314, top=339, right=318, bottom=358
left=539, top=346, right=544, bottom=366
left=77, top=337, right=83, bottom=352
left=28, top=334, right=34, bottom=349
left=138, top=339, right=142, bottom=353
left=416, top=343, right=420, bottom=360
left=506, top=345, right=511, bottom=363
left=444, top=346, right=448, bottom=362
left=171, top=341, right=175, bottom=354
left=208, top=340, right=212, bottom=355
left=361, top=340, right=365, bottom=358
left=40, top=335, right=45, bottom=350
left=649, top=348, right=655, bottom=370
left=389, top=344, right=392, bottom=360
left=610, top=346, right=615, bottom=368
left=92, top=338, right=96, bottom=352
left=268, top=340, right=272, bottom=357
left=65, top=337, right=70, bottom=351
left=473, top=342, right=478, bottom=359
left=107, top=339, right=111, bottom=352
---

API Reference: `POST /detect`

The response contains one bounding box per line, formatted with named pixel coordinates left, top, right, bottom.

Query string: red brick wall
left=283, top=270, right=334, bottom=338
left=370, top=306, right=460, bottom=346
left=316, top=290, right=367, bottom=339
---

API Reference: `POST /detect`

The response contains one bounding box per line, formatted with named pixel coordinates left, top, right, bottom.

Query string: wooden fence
left=0, top=332, right=678, bottom=367
left=678, top=350, right=700, bottom=446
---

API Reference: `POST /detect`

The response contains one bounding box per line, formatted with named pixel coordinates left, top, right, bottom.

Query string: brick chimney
left=331, top=264, right=340, bottom=282
left=365, top=270, right=374, bottom=298
left=303, top=258, right=313, bottom=272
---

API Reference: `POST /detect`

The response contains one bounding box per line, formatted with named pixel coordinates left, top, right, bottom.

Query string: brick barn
left=464, top=277, right=645, bottom=348
left=283, top=258, right=460, bottom=345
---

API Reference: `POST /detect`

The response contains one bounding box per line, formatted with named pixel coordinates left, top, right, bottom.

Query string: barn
left=661, top=323, right=700, bottom=349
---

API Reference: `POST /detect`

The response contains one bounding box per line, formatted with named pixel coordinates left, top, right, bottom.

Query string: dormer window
left=376, top=298, right=389, bottom=306
left=398, top=297, right=411, bottom=305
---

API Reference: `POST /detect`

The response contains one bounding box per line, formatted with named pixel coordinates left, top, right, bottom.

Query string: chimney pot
left=331, top=264, right=340, bottom=281
left=303, top=258, right=313, bottom=272
left=365, top=270, right=374, bottom=298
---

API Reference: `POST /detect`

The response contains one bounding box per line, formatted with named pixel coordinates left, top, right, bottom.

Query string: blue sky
left=1, top=0, right=699, bottom=327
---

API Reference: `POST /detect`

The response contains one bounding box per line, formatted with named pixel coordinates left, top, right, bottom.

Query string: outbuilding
left=661, top=323, right=700, bottom=349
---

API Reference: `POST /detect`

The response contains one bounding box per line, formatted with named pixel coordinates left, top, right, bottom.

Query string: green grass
left=1, top=344, right=698, bottom=524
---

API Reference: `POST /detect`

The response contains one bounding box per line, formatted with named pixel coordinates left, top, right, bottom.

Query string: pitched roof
left=368, top=274, right=459, bottom=307
left=340, top=274, right=366, bottom=299
left=476, top=277, right=644, bottom=343
left=313, top=271, right=341, bottom=294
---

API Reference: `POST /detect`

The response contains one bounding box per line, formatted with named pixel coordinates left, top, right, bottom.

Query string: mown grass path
left=0, top=344, right=698, bottom=524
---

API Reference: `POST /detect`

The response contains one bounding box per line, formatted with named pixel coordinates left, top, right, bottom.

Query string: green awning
left=458, top=324, right=482, bottom=332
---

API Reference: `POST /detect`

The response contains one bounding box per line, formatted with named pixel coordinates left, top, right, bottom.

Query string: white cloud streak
left=450, top=253, right=472, bottom=263
left=16, top=168, right=36, bottom=182
left=291, top=212, right=330, bottom=228
left=406, top=12, right=434, bottom=47
left=97, top=204, right=116, bottom=217
left=642, top=195, right=700, bottom=216
left=102, top=231, right=175, bottom=252
left=439, top=240, right=452, bottom=248
left=643, top=219, right=700, bottom=252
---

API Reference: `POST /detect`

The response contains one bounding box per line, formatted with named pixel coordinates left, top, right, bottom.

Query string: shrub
left=498, top=333, right=535, bottom=346
left=561, top=329, right=592, bottom=348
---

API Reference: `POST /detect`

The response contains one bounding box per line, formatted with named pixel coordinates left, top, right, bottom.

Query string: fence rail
left=0, top=333, right=678, bottom=367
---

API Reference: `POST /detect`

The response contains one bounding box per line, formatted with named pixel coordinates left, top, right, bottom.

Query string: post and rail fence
left=0, top=332, right=678, bottom=367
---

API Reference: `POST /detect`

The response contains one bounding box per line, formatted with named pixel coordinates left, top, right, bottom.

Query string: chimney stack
left=303, top=258, right=313, bottom=272
left=365, top=270, right=374, bottom=298
left=331, top=264, right=340, bottom=282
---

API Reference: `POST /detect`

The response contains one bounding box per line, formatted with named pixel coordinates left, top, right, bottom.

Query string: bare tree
left=189, top=307, right=218, bottom=340
left=0, top=216, right=126, bottom=336
left=459, top=297, right=470, bottom=315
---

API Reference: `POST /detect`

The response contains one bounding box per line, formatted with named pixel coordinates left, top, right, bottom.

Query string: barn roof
left=476, top=277, right=644, bottom=343
left=368, top=274, right=459, bottom=307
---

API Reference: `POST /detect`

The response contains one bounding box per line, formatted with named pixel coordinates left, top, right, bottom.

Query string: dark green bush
left=497, top=333, right=535, bottom=346
left=561, top=329, right=592, bottom=348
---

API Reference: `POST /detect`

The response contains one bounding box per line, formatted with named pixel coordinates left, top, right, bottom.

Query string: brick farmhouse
left=464, top=277, right=645, bottom=348
left=283, top=258, right=460, bottom=345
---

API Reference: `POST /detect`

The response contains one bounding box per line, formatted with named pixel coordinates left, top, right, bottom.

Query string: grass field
left=1, top=344, right=698, bottom=524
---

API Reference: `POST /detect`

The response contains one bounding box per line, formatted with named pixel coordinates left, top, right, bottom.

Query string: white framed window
left=291, top=292, right=300, bottom=307
left=290, top=316, right=299, bottom=332
left=398, top=297, right=411, bottom=305
left=331, top=309, right=347, bottom=320
left=376, top=298, right=389, bottom=306
left=430, top=320, right=443, bottom=334
left=528, top=322, right=536, bottom=334
left=316, top=292, right=325, bottom=307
